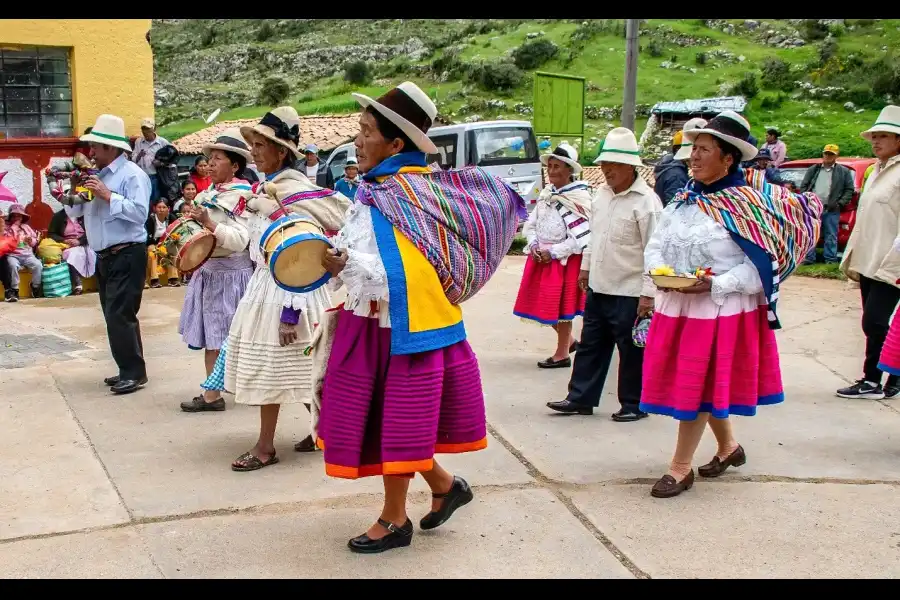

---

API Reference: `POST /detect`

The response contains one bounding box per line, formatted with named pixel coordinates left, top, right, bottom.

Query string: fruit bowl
left=649, top=274, right=702, bottom=289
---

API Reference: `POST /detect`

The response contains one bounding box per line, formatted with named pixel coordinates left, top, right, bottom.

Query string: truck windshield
left=471, top=127, right=538, bottom=166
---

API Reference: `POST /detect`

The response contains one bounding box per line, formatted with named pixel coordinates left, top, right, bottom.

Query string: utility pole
left=621, top=19, right=640, bottom=132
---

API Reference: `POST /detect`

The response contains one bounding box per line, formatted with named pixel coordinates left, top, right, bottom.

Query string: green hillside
left=151, top=19, right=900, bottom=162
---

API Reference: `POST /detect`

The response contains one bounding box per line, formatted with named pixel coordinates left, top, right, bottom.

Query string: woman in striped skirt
left=177, top=129, right=255, bottom=413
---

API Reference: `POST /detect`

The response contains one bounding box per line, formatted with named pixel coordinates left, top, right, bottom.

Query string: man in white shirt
left=547, top=128, right=662, bottom=422
left=296, top=143, right=330, bottom=187
left=131, top=117, right=169, bottom=203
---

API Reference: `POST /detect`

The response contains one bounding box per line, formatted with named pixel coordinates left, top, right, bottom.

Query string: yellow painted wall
left=0, top=19, right=154, bottom=136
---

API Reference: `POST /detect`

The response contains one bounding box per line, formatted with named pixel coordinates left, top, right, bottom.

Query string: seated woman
left=316, top=82, right=524, bottom=554
left=145, top=199, right=179, bottom=288
left=0, top=211, right=17, bottom=302
left=3, top=204, right=43, bottom=300
left=513, top=142, right=590, bottom=368
left=47, top=207, right=96, bottom=295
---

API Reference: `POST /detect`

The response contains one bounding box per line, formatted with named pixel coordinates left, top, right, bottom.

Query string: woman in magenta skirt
left=513, top=142, right=591, bottom=369
left=317, top=82, right=523, bottom=554
left=640, top=111, right=822, bottom=499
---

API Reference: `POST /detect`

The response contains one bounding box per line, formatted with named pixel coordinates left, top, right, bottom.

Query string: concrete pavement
left=1, top=257, right=899, bottom=578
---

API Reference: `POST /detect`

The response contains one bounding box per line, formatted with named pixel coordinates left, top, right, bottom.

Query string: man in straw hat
left=547, top=127, right=662, bottom=423
left=67, top=114, right=152, bottom=395
left=838, top=105, right=900, bottom=401
left=654, top=117, right=707, bottom=206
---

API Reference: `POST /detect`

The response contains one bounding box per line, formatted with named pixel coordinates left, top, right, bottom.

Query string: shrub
left=200, top=27, right=216, bottom=48
left=872, top=58, right=900, bottom=98
left=818, top=37, right=839, bottom=65
left=256, top=22, right=274, bottom=42
left=474, top=62, right=524, bottom=92
left=730, top=72, right=759, bottom=99
left=344, top=60, right=372, bottom=85
left=258, top=76, right=290, bottom=106
left=829, top=23, right=845, bottom=37
left=802, top=19, right=830, bottom=41
left=761, top=57, right=793, bottom=91
left=511, top=39, right=559, bottom=70
left=647, top=40, right=664, bottom=57
left=759, top=93, right=787, bottom=110
left=695, top=52, right=707, bottom=66
left=846, top=85, right=878, bottom=109
left=381, top=58, right=411, bottom=78
left=853, top=19, right=876, bottom=28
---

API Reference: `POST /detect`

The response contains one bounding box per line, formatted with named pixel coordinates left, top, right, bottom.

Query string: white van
left=323, top=120, right=542, bottom=206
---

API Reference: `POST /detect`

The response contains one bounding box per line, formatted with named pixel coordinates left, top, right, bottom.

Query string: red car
left=778, top=157, right=876, bottom=251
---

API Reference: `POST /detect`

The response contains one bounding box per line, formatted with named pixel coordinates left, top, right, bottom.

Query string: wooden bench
left=1, top=266, right=160, bottom=299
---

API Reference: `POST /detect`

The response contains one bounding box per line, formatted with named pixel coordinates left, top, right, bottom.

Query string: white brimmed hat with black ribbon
left=80, top=114, right=133, bottom=152
left=683, top=110, right=758, bottom=162
left=240, top=106, right=303, bottom=159
left=861, top=105, right=900, bottom=140
left=540, top=142, right=582, bottom=174
left=593, top=127, right=644, bottom=167
left=352, top=81, right=438, bottom=155
left=673, top=117, right=709, bottom=161
left=202, top=127, right=252, bottom=161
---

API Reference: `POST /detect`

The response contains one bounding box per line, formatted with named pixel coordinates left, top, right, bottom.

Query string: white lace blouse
left=521, top=200, right=581, bottom=264
left=329, top=202, right=392, bottom=327
left=643, top=202, right=763, bottom=305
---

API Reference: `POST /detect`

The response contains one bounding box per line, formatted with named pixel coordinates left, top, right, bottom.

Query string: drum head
left=176, top=230, right=216, bottom=273
left=262, top=219, right=325, bottom=256
left=272, top=238, right=331, bottom=290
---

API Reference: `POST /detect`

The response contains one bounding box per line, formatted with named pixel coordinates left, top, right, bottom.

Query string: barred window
left=0, top=46, right=73, bottom=140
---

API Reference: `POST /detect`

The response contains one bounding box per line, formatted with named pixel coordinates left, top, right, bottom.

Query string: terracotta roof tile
left=173, top=114, right=361, bottom=155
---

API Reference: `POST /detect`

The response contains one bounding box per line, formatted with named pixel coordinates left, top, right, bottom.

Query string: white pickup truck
left=323, top=119, right=542, bottom=208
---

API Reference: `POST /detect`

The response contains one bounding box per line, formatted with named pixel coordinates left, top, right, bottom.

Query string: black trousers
left=566, top=290, right=643, bottom=409
left=97, top=243, right=147, bottom=381
left=0, top=255, right=11, bottom=291
left=860, top=275, right=900, bottom=384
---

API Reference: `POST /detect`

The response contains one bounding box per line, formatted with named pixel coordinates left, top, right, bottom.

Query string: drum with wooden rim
left=260, top=214, right=333, bottom=293
left=158, top=217, right=216, bottom=274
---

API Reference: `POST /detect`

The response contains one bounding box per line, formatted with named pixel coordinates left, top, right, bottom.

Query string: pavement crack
left=485, top=423, right=651, bottom=579
left=47, top=367, right=135, bottom=522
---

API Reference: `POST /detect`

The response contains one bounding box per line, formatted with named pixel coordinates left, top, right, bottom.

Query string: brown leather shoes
left=698, top=445, right=746, bottom=478
left=651, top=469, right=694, bottom=498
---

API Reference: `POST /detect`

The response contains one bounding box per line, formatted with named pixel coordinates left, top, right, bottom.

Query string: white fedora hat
left=861, top=105, right=900, bottom=140
left=202, top=127, right=252, bottom=161
left=673, top=117, right=708, bottom=160
left=540, top=142, right=582, bottom=174
left=594, top=127, right=644, bottom=167
left=80, top=114, right=133, bottom=152
left=353, top=81, right=438, bottom=155
left=240, top=107, right=302, bottom=159
left=683, top=110, right=758, bottom=162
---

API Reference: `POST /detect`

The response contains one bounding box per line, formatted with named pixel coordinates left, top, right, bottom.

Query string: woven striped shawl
left=358, top=166, right=525, bottom=305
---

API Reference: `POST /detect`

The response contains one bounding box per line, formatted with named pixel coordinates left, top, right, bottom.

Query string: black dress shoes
left=611, top=407, right=649, bottom=422
left=546, top=400, right=593, bottom=415
left=348, top=518, right=413, bottom=554
left=110, top=377, right=148, bottom=395
left=420, top=476, right=474, bottom=530
left=104, top=375, right=120, bottom=386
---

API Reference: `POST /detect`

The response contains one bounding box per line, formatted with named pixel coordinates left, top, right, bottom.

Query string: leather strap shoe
left=546, top=400, right=593, bottom=415
left=698, top=445, right=746, bottom=478
left=110, top=377, right=148, bottom=395
left=611, top=408, right=649, bottom=422
left=348, top=518, right=413, bottom=554
left=104, top=375, right=120, bottom=386
left=420, top=476, right=474, bottom=530
left=650, top=469, right=694, bottom=499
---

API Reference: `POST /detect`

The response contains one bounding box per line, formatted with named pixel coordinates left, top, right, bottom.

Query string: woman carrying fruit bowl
left=641, top=111, right=822, bottom=499
left=513, top=142, right=591, bottom=368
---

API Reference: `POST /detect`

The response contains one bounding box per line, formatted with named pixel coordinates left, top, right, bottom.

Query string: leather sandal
left=420, top=476, right=474, bottom=530
left=231, top=451, right=279, bottom=472
left=294, top=435, right=319, bottom=452
left=698, top=445, right=746, bottom=478
left=650, top=469, right=694, bottom=499
left=348, top=518, right=413, bottom=554
left=537, top=356, right=571, bottom=369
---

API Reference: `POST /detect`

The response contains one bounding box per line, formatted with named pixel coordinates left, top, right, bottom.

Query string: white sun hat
left=861, top=105, right=900, bottom=140
left=80, top=114, right=133, bottom=152
left=540, top=142, right=582, bottom=174
left=683, top=110, right=758, bottom=162
left=240, top=106, right=303, bottom=159
left=202, top=127, right=252, bottom=161
left=352, top=81, right=438, bottom=155
left=593, top=127, right=644, bottom=167
left=673, top=117, right=709, bottom=160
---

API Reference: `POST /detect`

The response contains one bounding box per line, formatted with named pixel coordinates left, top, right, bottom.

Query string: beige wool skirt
left=224, top=265, right=332, bottom=406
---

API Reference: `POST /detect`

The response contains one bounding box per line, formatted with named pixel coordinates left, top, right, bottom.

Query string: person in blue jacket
left=333, top=156, right=361, bottom=201
left=653, top=117, right=707, bottom=206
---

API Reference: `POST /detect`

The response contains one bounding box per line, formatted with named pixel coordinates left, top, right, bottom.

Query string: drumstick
left=263, top=182, right=289, bottom=216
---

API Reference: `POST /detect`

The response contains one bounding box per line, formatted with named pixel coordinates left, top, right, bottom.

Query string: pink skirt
left=639, top=291, right=783, bottom=421
left=317, top=310, right=487, bottom=480
left=879, top=318, right=900, bottom=376
left=513, top=253, right=586, bottom=325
